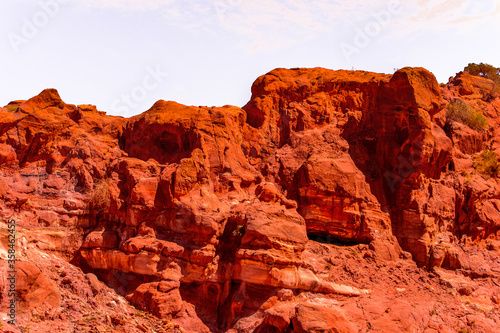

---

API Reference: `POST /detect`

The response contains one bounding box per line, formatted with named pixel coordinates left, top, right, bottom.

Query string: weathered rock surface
left=1, top=67, right=500, bottom=332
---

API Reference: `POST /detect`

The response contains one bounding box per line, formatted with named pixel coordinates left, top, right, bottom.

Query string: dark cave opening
left=307, top=232, right=365, bottom=246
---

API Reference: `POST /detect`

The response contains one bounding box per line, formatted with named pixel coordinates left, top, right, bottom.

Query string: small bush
left=464, top=63, right=500, bottom=101
left=5, top=105, right=18, bottom=112
left=464, top=63, right=500, bottom=84
left=232, top=224, right=245, bottom=237
left=446, top=99, right=487, bottom=130
left=473, top=150, right=500, bottom=179
left=89, top=178, right=110, bottom=213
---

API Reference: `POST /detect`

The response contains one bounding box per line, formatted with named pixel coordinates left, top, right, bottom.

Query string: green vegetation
left=5, top=104, right=18, bottom=112
left=473, top=150, right=500, bottom=179
left=464, top=63, right=500, bottom=100
left=232, top=224, right=245, bottom=237
left=464, top=63, right=500, bottom=84
left=446, top=99, right=487, bottom=130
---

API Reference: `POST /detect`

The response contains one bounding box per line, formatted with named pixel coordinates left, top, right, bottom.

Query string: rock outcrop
left=1, top=67, right=500, bottom=332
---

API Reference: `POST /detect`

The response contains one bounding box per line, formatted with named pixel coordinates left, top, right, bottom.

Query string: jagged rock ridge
left=0, top=67, right=499, bottom=332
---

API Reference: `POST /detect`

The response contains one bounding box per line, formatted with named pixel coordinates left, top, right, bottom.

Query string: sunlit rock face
left=1, top=67, right=500, bottom=332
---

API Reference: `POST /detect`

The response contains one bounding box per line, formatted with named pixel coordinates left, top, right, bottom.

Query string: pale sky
left=1, top=0, right=499, bottom=117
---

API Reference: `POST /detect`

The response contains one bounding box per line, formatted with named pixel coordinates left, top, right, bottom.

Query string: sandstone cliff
left=0, top=67, right=499, bottom=332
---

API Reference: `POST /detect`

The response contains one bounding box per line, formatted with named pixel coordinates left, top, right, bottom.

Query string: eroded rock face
left=15, top=261, right=61, bottom=311
left=1, top=66, right=500, bottom=332
left=242, top=67, right=455, bottom=265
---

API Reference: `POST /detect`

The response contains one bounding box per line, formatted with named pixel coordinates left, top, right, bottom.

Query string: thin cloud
left=82, top=0, right=172, bottom=11
left=393, top=0, right=500, bottom=33
left=77, top=0, right=500, bottom=53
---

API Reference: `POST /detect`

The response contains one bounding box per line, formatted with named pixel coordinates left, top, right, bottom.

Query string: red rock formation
left=241, top=67, right=455, bottom=266
left=1, top=66, right=500, bottom=332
